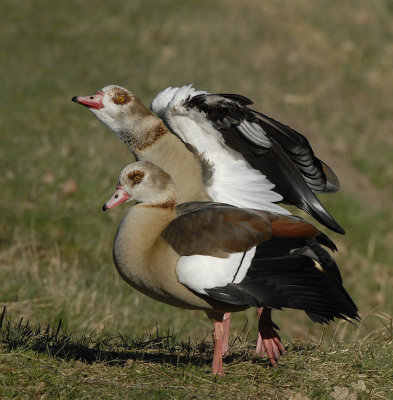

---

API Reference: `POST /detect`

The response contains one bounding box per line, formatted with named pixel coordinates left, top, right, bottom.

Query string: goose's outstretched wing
left=152, top=86, right=344, bottom=234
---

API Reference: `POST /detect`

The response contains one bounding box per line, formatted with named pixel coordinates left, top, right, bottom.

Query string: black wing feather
left=205, top=237, right=358, bottom=324
left=185, top=93, right=344, bottom=234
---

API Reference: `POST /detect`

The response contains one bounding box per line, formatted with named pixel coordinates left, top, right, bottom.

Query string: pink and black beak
left=72, top=91, right=104, bottom=109
left=102, top=186, right=130, bottom=211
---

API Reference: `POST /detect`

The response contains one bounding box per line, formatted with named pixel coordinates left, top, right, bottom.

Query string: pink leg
left=255, top=307, right=285, bottom=366
left=222, top=312, right=231, bottom=358
left=211, top=319, right=225, bottom=375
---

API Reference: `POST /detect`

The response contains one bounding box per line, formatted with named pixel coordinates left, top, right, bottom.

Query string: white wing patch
left=151, top=85, right=289, bottom=214
left=176, top=247, right=256, bottom=294
left=151, top=85, right=207, bottom=121
left=151, top=87, right=179, bottom=120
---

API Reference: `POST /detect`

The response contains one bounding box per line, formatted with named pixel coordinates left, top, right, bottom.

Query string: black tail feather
left=205, top=236, right=358, bottom=324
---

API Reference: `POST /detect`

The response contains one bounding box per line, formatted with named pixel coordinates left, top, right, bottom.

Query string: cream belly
left=112, top=208, right=245, bottom=313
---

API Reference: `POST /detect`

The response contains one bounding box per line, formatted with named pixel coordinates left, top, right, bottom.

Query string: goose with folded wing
left=102, top=161, right=357, bottom=375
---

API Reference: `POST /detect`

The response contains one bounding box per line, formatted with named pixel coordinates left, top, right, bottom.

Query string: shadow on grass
left=0, top=307, right=278, bottom=369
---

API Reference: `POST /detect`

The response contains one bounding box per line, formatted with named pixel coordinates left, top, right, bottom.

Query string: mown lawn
left=1, top=0, right=392, bottom=398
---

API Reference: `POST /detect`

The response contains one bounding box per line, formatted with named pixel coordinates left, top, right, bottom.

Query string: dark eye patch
left=112, top=89, right=131, bottom=105
left=127, top=170, right=145, bottom=185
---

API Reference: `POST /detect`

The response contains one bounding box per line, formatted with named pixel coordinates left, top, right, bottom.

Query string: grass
left=1, top=308, right=392, bottom=399
left=1, top=0, right=393, bottom=397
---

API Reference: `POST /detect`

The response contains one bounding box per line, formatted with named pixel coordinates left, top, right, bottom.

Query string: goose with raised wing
left=72, top=84, right=343, bottom=230
left=102, top=161, right=358, bottom=375
left=73, top=84, right=344, bottom=364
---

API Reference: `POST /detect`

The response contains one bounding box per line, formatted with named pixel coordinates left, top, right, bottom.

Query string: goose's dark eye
left=90, top=96, right=94, bottom=100
left=115, top=194, right=119, bottom=199
left=112, top=91, right=131, bottom=105
left=133, top=175, right=141, bottom=183
left=127, top=171, right=144, bottom=184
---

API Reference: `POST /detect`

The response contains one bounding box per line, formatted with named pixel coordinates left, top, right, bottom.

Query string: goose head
left=103, top=161, right=177, bottom=210
left=73, top=85, right=157, bottom=149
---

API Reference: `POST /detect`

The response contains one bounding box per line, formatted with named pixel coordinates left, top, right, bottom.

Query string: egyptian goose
left=72, top=84, right=343, bottom=364
left=72, top=84, right=342, bottom=231
left=102, top=161, right=358, bottom=375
